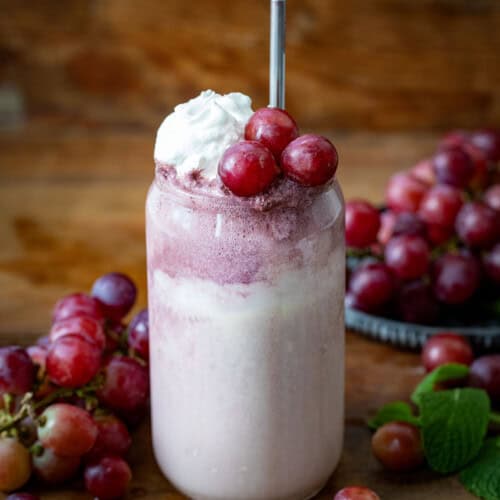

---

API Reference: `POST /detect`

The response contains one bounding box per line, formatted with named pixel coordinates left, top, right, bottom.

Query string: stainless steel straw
left=269, top=0, right=286, bottom=109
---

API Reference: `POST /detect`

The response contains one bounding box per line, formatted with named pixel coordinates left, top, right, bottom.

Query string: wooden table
left=0, top=125, right=474, bottom=499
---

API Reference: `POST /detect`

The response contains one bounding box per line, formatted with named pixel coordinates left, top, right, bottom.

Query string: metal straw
left=269, top=0, right=286, bottom=109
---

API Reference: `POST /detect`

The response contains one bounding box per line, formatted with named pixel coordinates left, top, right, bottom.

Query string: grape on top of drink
left=146, top=89, right=345, bottom=500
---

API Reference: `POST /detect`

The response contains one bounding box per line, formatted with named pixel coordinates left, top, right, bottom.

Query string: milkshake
left=147, top=90, right=345, bottom=500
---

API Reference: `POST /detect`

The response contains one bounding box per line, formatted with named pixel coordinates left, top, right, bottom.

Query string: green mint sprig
left=460, top=438, right=500, bottom=500
left=368, top=363, right=499, bottom=499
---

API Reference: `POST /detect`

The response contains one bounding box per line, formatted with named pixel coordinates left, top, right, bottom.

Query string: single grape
left=421, top=332, right=474, bottom=372
left=455, top=202, right=499, bottom=249
left=377, top=210, right=396, bottom=245
left=38, top=403, right=98, bottom=457
left=18, top=416, right=38, bottom=447
left=218, top=140, right=279, bottom=196
left=244, top=107, right=299, bottom=159
left=385, top=173, right=427, bottom=213
left=371, top=422, right=425, bottom=471
left=0, top=438, right=32, bottom=492
left=52, top=292, right=104, bottom=323
left=392, top=211, right=427, bottom=239
left=432, top=253, right=480, bottom=304
left=98, top=355, right=149, bottom=413
left=469, top=129, right=500, bottom=162
left=46, top=335, right=101, bottom=388
left=469, top=355, right=500, bottom=406
left=384, top=235, right=430, bottom=281
left=32, top=443, right=80, bottom=484
left=396, top=281, right=439, bottom=325
left=418, top=184, right=463, bottom=228
left=345, top=200, right=381, bottom=248
left=410, top=158, right=436, bottom=186
left=6, top=494, right=40, bottom=500
left=463, top=142, right=489, bottom=189
left=280, top=134, right=338, bottom=186
left=86, top=414, right=132, bottom=461
left=348, top=262, right=394, bottom=313
left=433, top=146, right=474, bottom=188
left=484, top=184, right=500, bottom=212
left=0, top=347, right=36, bottom=396
left=334, top=486, right=381, bottom=500
left=84, top=455, right=132, bottom=500
left=91, top=273, right=137, bottom=321
left=50, top=315, right=106, bottom=351
left=483, top=243, right=500, bottom=284
left=128, top=308, right=149, bottom=360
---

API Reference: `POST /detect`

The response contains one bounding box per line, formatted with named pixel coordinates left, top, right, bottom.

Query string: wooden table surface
left=0, top=125, right=475, bottom=499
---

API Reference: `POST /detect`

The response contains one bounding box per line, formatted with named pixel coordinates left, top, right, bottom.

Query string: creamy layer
left=154, top=90, right=253, bottom=180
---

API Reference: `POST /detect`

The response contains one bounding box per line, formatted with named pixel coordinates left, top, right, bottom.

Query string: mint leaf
left=368, top=401, right=420, bottom=430
left=420, top=388, right=490, bottom=474
left=411, top=363, right=470, bottom=406
left=460, top=438, right=500, bottom=500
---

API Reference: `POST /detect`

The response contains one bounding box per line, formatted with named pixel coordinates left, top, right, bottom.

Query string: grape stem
left=0, top=381, right=101, bottom=434
left=489, top=412, right=500, bottom=425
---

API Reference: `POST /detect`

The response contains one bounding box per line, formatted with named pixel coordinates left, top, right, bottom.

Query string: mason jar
left=146, top=164, right=345, bottom=500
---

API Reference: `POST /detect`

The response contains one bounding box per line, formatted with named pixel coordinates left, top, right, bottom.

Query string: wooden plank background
left=0, top=0, right=499, bottom=131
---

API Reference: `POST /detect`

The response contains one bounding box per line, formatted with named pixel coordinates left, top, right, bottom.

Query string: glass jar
left=146, top=166, right=345, bottom=500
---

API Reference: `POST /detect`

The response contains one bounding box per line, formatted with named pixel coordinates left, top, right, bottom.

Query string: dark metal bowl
left=345, top=306, right=500, bottom=350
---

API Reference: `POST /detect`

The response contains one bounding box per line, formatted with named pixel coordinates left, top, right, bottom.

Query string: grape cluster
left=346, top=129, right=500, bottom=325
left=0, top=272, right=149, bottom=499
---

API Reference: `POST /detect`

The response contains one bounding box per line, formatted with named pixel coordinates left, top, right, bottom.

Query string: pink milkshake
left=147, top=90, right=345, bottom=500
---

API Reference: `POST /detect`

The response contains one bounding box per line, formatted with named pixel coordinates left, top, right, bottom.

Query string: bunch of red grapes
left=0, top=273, right=149, bottom=499
left=345, top=128, right=500, bottom=325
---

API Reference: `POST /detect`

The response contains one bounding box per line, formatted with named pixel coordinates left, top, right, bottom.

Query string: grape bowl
left=345, top=129, right=500, bottom=349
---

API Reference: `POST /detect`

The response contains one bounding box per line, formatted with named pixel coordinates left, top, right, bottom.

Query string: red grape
left=0, top=438, right=31, bottom=492
left=410, top=158, right=436, bottom=186
left=345, top=200, right=381, bottom=248
left=470, top=129, right=500, bottom=162
left=392, top=211, right=426, bottom=239
left=371, top=422, right=424, bottom=471
left=384, top=235, right=430, bottom=281
left=483, top=243, right=500, bottom=284
left=50, top=315, right=106, bottom=351
left=98, top=355, right=149, bottom=413
left=377, top=210, right=396, bottom=245
left=105, top=320, right=125, bottom=354
left=84, top=455, right=132, bottom=500
left=52, top=292, right=104, bottom=323
left=455, top=202, right=499, bottom=249
left=397, top=281, right=439, bottom=325
left=37, top=335, right=51, bottom=348
left=484, top=184, right=500, bottom=212
left=244, top=107, right=299, bottom=159
left=334, top=486, right=380, bottom=500
left=440, top=130, right=469, bottom=149
left=463, top=142, right=489, bottom=189
left=418, top=184, right=463, bottom=228
left=421, top=332, right=474, bottom=372
left=432, top=253, right=480, bottom=304
left=433, top=146, right=474, bottom=188
left=281, top=134, right=338, bottom=186
left=218, top=140, right=279, bottom=196
left=385, top=172, right=427, bottom=213
left=38, top=403, right=97, bottom=457
left=426, top=223, right=454, bottom=246
left=46, top=335, right=101, bottom=388
left=86, top=414, right=132, bottom=461
left=32, top=444, right=80, bottom=484
left=91, top=273, right=137, bottom=321
left=0, top=347, right=35, bottom=396
left=348, top=262, right=394, bottom=313
left=469, top=355, right=500, bottom=406
left=128, top=308, right=149, bottom=360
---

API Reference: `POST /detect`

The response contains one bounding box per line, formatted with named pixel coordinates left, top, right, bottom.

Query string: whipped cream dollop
left=154, top=90, right=253, bottom=180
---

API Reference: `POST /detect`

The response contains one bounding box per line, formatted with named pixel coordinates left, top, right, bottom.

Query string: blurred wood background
left=0, top=0, right=499, bottom=131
